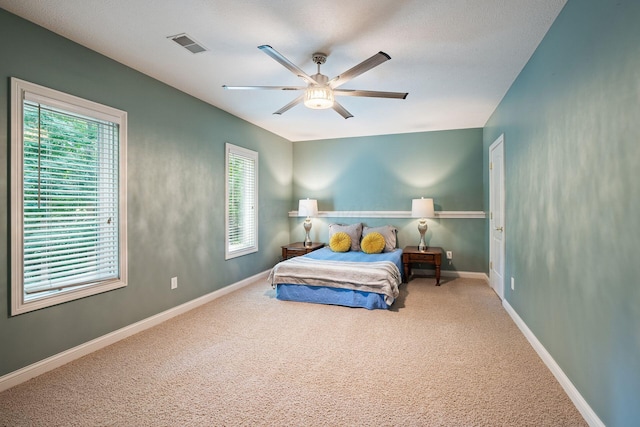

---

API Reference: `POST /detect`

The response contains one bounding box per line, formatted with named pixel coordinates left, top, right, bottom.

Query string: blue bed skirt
left=274, top=247, right=403, bottom=310
left=276, top=283, right=390, bottom=310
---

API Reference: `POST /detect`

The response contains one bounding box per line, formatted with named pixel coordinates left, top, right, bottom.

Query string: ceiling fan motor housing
left=311, top=73, right=329, bottom=86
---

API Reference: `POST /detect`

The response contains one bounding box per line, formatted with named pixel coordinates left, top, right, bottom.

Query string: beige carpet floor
left=0, top=277, right=587, bottom=426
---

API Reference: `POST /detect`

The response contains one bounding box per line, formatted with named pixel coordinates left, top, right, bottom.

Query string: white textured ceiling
left=0, top=0, right=566, bottom=141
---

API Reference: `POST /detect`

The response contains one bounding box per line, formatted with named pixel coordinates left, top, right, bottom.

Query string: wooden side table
left=402, top=246, right=443, bottom=285
left=281, top=242, right=324, bottom=260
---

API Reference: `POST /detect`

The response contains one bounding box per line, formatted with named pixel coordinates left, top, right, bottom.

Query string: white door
left=489, top=135, right=505, bottom=299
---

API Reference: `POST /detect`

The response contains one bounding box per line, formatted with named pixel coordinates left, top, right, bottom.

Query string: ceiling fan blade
left=258, top=45, right=320, bottom=86
left=333, top=89, right=408, bottom=99
left=328, top=52, right=391, bottom=89
left=273, top=94, right=304, bottom=115
left=332, top=101, right=353, bottom=119
left=223, top=85, right=305, bottom=91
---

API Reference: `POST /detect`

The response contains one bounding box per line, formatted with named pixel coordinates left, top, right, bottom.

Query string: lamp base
left=418, top=219, right=428, bottom=252
left=303, top=218, right=313, bottom=247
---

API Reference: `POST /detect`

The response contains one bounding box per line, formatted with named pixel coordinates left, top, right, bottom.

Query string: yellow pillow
left=329, top=232, right=351, bottom=252
left=361, top=232, right=385, bottom=254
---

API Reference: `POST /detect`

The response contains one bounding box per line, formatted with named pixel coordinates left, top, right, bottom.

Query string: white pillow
left=363, top=225, right=397, bottom=252
left=328, top=223, right=363, bottom=252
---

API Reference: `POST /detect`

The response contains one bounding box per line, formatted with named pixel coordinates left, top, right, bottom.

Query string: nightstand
left=281, top=242, right=324, bottom=260
left=402, top=246, right=443, bottom=285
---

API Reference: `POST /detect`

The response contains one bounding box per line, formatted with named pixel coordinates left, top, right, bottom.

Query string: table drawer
left=410, top=253, right=437, bottom=263
left=286, top=249, right=308, bottom=257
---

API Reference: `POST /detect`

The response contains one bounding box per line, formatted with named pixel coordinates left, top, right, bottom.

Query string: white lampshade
left=411, top=198, right=435, bottom=218
left=298, top=199, right=318, bottom=217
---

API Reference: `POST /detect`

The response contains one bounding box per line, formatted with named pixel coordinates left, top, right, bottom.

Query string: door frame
left=489, top=134, right=505, bottom=299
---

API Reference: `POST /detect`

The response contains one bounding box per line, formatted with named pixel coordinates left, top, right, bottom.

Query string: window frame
left=10, top=77, right=128, bottom=316
left=224, top=143, right=258, bottom=260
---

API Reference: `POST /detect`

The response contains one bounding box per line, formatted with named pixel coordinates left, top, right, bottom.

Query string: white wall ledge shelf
left=288, top=210, right=486, bottom=219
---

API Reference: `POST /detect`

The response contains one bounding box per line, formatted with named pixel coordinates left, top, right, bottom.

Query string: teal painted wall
left=6, top=4, right=637, bottom=424
left=292, top=129, right=486, bottom=272
left=483, top=1, right=640, bottom=425
left=0, top=10, right=292, bottom=376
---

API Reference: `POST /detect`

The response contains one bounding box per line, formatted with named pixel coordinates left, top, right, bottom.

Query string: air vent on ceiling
left=169, top=33, right=207, bottom=54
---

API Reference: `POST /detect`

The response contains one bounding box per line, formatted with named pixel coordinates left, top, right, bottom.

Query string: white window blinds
left=22, top=100, right=120, bottom=294
left=11, top=78, right=128, bottom=315
left=225, top=143, right=258, bottom=259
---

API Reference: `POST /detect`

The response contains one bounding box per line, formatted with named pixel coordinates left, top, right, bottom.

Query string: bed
left=268, top=246, right=404, bottom=310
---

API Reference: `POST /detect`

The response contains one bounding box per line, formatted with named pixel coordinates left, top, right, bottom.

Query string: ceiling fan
left=223, top=45, right=408, bottom=119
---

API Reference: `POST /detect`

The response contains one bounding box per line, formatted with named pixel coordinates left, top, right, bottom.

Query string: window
left=10, top=78, right=127, bottom=315
left=225, top=143, right=258, bottom=259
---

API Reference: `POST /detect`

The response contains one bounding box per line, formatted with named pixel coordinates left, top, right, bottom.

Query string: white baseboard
left=412, top=268, right=489, bottom=281
left=503, top=300, right=604, bottom=427
left=0, top=270, right=270, bottom=393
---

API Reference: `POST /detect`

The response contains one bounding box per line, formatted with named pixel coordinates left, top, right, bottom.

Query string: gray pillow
left=363, top=225, right=397, bottom=252
left=328, top=223, right=363, bottom=252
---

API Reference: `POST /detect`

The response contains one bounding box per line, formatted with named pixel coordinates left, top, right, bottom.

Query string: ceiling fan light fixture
left=304, top=86, right=334, bottom=109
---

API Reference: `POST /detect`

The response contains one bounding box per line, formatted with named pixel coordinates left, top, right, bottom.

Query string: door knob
left=495, top=226, right=504, bottom=232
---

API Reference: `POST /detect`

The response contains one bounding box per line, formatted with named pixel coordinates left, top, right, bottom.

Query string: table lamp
left=298, top=198, right=318, bottom=247
left=411, top=197, right=435, bottom=252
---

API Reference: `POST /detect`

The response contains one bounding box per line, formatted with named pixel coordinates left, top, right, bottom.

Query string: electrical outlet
left=171, top=276, right=178, bottom=290
left=446, top=251, right=453, bottom=260
left=511, top=277, right=515, bottom=290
